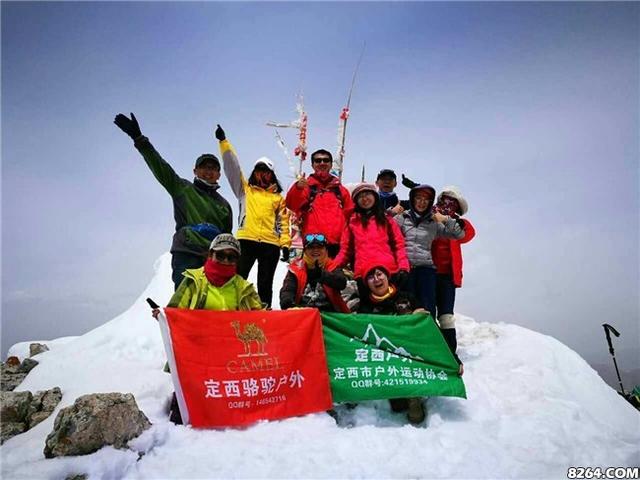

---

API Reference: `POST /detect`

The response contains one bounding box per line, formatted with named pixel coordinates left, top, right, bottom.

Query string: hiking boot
left=407, top=397, right=425, bottom=425
left=389, top=398, right=409, bottom=412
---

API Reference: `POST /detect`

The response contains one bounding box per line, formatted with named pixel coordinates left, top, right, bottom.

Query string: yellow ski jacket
left=219, top=139, right=291, bottom=248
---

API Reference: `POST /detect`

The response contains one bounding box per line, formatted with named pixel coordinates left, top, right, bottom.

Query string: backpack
left=307, top=184, right=344, bottom=211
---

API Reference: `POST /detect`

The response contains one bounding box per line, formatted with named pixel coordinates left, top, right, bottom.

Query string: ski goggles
left=304, top=233, right=327, bottom=246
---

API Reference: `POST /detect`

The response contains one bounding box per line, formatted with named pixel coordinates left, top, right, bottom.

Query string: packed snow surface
left=2, top=253, right=638, bottom=479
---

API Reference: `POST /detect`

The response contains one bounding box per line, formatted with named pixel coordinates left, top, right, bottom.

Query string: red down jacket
left=334, top=213, right=410, bottom=278
left=285, top=174, right=354, bottom=245
left=432, top=218, right=476, bottom=287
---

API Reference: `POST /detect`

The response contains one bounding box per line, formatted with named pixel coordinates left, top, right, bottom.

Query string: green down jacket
left=134, top=136, right=233, bottom=257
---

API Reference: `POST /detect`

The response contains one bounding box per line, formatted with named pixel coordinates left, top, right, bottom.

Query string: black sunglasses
left=214, top=251, right=239, bottom=262
left=312, top=157, right=332, bottom=164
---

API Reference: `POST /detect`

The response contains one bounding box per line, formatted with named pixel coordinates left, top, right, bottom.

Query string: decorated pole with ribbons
left=335, top=43, right=366, bottom=181
left=267, top=94, right=308, bottom=178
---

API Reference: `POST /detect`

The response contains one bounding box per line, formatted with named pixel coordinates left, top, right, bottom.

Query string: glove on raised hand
left=401, top=174, right=419, bottom=189
left=215, top=124, right=226, bottom=141
left=114, top=113, right=142, bottom=140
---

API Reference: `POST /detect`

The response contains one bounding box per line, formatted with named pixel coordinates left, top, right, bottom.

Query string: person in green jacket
left=152, top=233, right=263, bottom=424
left=168, top=233, right=264, bottom=311
left=114, top=113, right=233, bottom=290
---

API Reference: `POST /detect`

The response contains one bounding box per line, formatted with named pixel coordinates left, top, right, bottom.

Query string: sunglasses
left=304, top=233, right=326, bottom=244
left=312, top=157, right=332, bottom=164
left=214, top=251, right=239, bottom=262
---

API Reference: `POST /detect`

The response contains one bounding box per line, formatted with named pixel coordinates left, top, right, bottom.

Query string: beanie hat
left=195, top=154, right=220, bottom=169
left=409, top=184, right=436, bottom=210
left=351, top=183, right=379, bottom=201
left=254, top=157, right=275, bottom=171
left=376, top=169, right=397, bottom=181
left=209, top=234, right=241, bottom=255
left=437, top=185, right=468, bottom=216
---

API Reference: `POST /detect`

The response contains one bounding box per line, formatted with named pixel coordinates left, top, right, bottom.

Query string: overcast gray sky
left=2, top=2, right=638, bottom=373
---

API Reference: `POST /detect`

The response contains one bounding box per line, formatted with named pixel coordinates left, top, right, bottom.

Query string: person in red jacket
left=432, top=186, right=475, bottom=369
left=279, top=233, right=350, bottom=313
left=285, top=149, right=354, bottom=258
left=334, top=183, right=410, bottom=287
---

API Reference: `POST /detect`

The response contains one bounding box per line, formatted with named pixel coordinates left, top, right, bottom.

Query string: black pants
left=171, top=252, right=205, bottom=291
left=238, top=240, right=280, bottom=307
left=435, top=273, right=456, bottom=319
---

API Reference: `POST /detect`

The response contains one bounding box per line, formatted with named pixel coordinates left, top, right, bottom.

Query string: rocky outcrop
left=29, top=343, right=49, bottom=357
left=0, top=390, right=33, bottom=444
left=44, top=393, right=151, bottom=458
left=1, top=357, right=39, bottom=391
left=27, top=387, right=62, bottom=428
left=0, top=387, right=63, bottom=444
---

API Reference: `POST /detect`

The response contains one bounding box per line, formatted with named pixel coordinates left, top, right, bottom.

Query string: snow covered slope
left=2, top=254, right=638, bottom=479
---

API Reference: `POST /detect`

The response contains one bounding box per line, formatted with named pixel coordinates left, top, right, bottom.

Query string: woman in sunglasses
left=279, top=233, right=351, bottom=313
left=215, top=125, right=290, bottom=308
left=158, top=233, right=263, bottom=424
left=167, top=234, right=264, bottom=311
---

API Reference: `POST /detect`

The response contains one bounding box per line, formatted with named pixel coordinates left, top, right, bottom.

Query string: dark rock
left=18, top=358, right=39, bottom=374
left=0, top=370, right=27, bottom=391
left=0, top=390, right=33, bottom=423
left=27, top=387, right=62, bottom=428
left=29, top=343, right=49, bottom=357
left=0, top=391, right=32, bottom=444
left=1, top=421, right=27, bottom=444
left=44, top=393, right=151, bottom=458
left=65, top=475, right=88, bottom=480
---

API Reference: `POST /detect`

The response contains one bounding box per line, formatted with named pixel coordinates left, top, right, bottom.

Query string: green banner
left=321, top=312, right=466, bottom=402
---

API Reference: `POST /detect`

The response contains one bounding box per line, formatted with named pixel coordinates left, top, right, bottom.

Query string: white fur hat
left=438, top=185, right=469, bottom=216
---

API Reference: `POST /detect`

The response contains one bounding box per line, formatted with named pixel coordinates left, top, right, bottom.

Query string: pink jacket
left=334, top=213, right=410, bottom=278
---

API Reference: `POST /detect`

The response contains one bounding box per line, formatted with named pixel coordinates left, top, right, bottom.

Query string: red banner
left=161, top=308, right=333, bottom=427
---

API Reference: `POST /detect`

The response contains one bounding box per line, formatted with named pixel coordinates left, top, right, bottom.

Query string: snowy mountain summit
left=2, top=254, right=638, bottom=479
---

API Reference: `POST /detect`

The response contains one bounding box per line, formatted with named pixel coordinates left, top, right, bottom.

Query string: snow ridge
left=1, top=253, right=638, bottom=479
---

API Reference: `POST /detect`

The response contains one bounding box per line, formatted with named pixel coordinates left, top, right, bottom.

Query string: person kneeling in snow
left=358, top=264, right=427, bottom=425
left=152, top=234, right=263, bottom=423
left=279, top=233, right=351, bottom=313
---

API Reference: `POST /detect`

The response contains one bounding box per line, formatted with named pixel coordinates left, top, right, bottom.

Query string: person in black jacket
left=358, top=264, right=428, bottom=425
left=280, top=234, right=350, bottom=313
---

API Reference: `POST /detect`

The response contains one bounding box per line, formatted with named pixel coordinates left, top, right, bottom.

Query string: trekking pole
left=602, top=323, right=626, bottom=395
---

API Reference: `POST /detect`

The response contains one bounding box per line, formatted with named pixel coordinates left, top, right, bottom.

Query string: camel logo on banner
left=231, top=321, right=268, bottom=357
left=227, top=320, right=282, bottom=374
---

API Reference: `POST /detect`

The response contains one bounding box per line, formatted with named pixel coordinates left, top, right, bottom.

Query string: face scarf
left=204, top=258, right=237, bottom=287
left=436, top=195, right=459, bottom=216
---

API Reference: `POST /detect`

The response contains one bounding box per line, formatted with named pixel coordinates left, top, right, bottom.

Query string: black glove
left=401, top=174, right=419, bottom=189
left=393, top=270, right=410, bottom=289
left=309, top=260, right=322, bottom=280
left=319, top=269, right=347, bottom=290
left=280, top=247, right=290, bottom=262
left=215, top=124, right=226, bottom=141
left=114, top=113, right=142, bottom=140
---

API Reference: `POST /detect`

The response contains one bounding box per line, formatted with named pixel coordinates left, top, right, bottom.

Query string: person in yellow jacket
left=215, top=124, right=291, bottom=308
